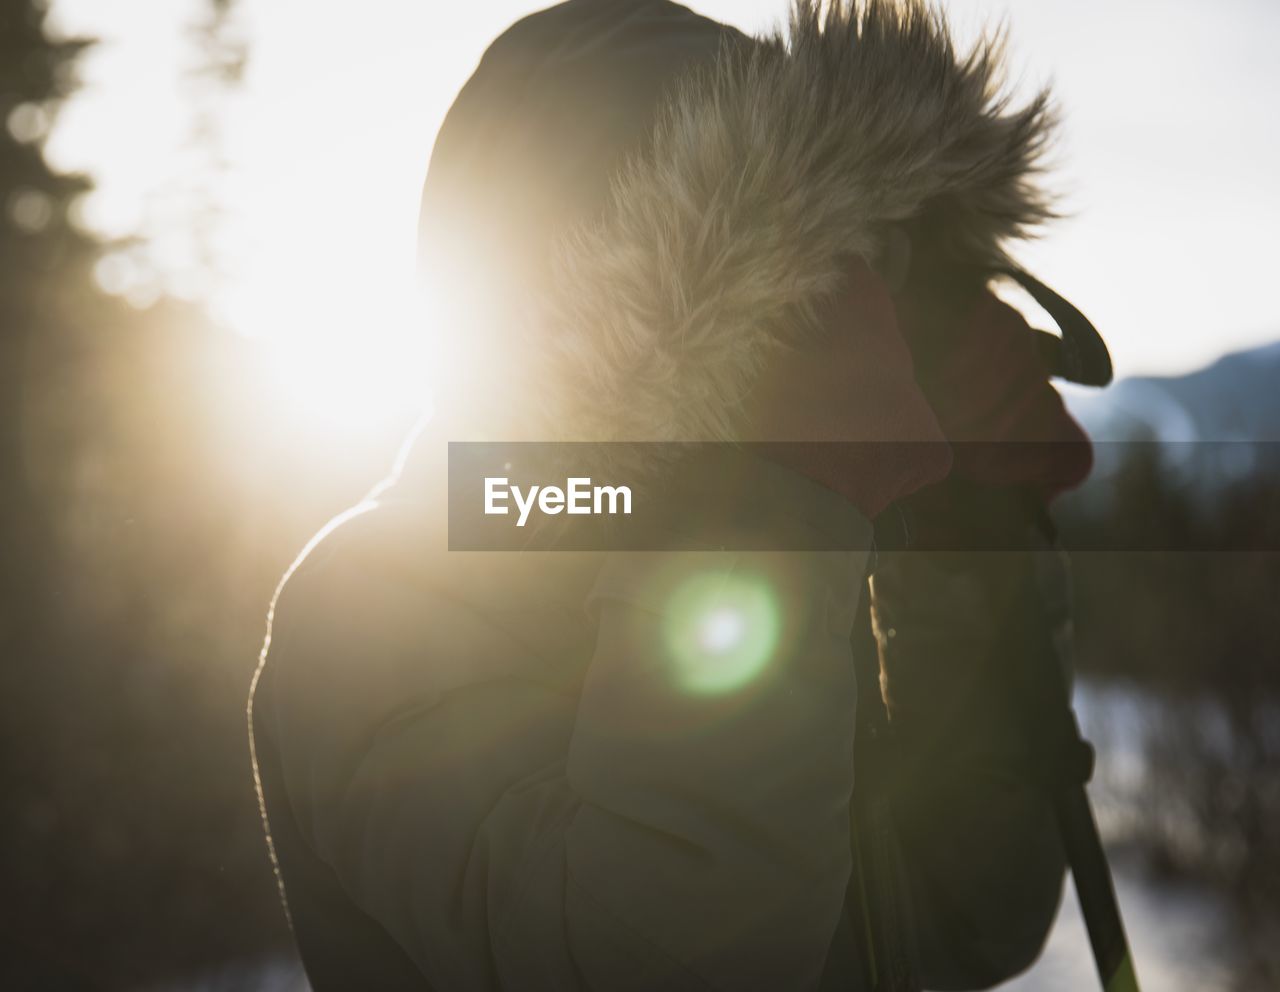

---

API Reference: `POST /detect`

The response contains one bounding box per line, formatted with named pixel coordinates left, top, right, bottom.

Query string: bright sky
left=44, top=0, right=1280, bottom=429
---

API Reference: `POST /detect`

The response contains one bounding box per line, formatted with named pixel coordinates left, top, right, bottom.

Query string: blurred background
left=1, top=0, right=1276, bottom=988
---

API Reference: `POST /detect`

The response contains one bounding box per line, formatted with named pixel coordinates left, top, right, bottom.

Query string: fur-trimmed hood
left=527, top=0, right=1055, bottom=449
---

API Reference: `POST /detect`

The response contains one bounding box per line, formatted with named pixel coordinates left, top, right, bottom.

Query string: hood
left=528, top=0, right=1056, bottom=452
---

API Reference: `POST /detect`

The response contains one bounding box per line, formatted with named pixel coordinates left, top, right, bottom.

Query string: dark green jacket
left=249, top=458, right=1066, bottom=991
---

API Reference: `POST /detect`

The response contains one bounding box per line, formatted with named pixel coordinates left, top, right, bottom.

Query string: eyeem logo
left=484, top=477, right=632, bottom=528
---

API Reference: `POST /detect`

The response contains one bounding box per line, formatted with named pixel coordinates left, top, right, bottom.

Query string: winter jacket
left=250, top=2, right=1079, bottom=988
left=250, top=452, right=1068, bottom=992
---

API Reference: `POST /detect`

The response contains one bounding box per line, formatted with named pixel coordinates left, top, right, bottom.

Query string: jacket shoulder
left=258, top=495, right=520, bottom=739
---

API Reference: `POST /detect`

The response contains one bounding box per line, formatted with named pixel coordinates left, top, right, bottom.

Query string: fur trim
left=534, top=0, right=1055, bottom=448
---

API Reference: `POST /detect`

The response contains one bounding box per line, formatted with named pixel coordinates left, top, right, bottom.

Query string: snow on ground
left=1002, top=858, right=1232, bottom=991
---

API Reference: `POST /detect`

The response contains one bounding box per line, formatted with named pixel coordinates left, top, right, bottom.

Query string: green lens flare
left=662, top=572, right=781, bottom=695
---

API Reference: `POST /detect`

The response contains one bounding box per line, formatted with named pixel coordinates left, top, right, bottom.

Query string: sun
left=212, top=270, right=439, bottom=440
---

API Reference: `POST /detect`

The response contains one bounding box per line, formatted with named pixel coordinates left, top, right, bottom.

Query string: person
left=249, top=1, right=1101, bottom=988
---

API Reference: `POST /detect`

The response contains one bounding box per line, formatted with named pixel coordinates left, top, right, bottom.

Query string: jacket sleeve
left=263, top=475, right=872, bottom=991
left=868, top=533, right=1070, bottom=989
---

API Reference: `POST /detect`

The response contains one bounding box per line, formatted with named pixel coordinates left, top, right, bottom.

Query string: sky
left=42, top=0, right=1280, bottom=428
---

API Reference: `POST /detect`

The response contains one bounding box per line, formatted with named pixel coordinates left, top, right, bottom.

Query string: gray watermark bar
left=444, top=441, right=1280, bottom=552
